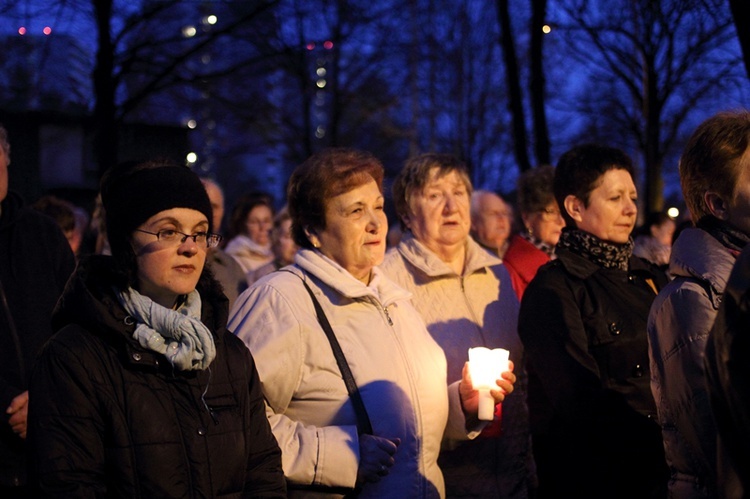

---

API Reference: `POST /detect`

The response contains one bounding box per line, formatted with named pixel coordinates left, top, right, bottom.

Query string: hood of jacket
left=52, top=255, right=228, bottom=350
left=292, top=248, right=412, bottom=307
left=394, top=232, right=503, bottom=279
left=668, top=227, right=737, bottom=308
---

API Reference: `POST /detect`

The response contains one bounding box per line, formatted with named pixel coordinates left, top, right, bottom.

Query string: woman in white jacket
left=229, top=148, right=516, bottom=498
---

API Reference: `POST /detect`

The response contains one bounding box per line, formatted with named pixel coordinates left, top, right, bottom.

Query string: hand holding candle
left=464, top=347, right=515, bottom=420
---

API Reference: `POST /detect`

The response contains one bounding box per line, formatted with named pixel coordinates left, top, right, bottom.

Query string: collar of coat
left=391, top=232, right=503, bottom=278
left=292, top=248, right=412, bottom=306
left=669, top=227, right=738, bottom=308
left=554, top=246, right=659, bottom=281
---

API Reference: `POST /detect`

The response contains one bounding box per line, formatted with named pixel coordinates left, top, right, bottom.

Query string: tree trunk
left=643, top=52, right=663, bottom=214
left=92, top=0, right=117, bottom=178
left=530, top=0, right=550, bottom=166
left=496, top=0, right=531, bottom=172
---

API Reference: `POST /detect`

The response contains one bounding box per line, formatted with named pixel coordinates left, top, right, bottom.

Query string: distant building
left=0, top=110, right=189, bottom=205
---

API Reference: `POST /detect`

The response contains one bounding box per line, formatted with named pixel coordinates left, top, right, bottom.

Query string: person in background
left=648, top=110, right=750, bottom=498
left=633, top=211, right=676, bottom=269
left=249, top=206, right=299, bottom=283
left=201, top=177, right=248, bottom=309
left=381, top=153, right=533, bottom=498
left=27, top=159, right=285, bottom=497
left=31, top=195, right=90, bottom=258
left=70, top=205, right=90, bottom=258
left=31, top=195, right=77, bottom=253
left=229, top=148, right=516, bottom=497
left=470, top=190, right=513, bottom=259
left=225, top=192, right=275, bottom=279
left=0, top=125, right=76, bottom=498
left=503, top=165, right=566, bottom=300
left=518, top=144, right=669, bottom=498
left=88, top=193, right=112, bottom=256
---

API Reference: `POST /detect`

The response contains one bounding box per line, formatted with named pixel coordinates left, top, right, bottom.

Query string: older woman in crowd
left=225, top=193, right=275, bottom=277
left=380, top=153, right=532, bottom=498
left=518, top=144, right=669, bottom=498
left=649, top=110, right=750, bottom=498
left=27, top=159, right=285, bottom=497
left=229, top=148, right=516, bottom=498
left=470, top=190, right=513, bottom=259
left=503, top=165, right=565, bottom=300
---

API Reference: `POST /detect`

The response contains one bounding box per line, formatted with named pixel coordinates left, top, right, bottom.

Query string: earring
left=526, top=226, right=533, bottom=237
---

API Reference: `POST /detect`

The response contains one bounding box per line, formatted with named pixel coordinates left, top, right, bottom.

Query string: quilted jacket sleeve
left=648, top=282, right=718, bottom=478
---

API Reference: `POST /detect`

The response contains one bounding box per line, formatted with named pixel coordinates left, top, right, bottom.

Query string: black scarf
left=557, top=228, right=634, bottom=271
left=697, top=217, right=750, bottom=255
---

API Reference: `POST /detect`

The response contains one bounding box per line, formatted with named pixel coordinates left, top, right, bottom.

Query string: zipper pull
left=383, top=305, right=393, bottom=326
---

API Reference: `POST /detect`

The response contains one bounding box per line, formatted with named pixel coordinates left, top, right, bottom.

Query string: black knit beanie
left=101, top=161, right=213, bottom=260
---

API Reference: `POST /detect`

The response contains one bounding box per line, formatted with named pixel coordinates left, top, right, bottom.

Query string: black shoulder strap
left=282, top=270, right=373, bottom=435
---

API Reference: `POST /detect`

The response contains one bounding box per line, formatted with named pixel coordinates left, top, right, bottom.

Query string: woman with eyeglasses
left=26, top=159, right=286, bottom=497
left=503, top=165, right=566, bottom=300
left=225, top=193, right=275, bottom=279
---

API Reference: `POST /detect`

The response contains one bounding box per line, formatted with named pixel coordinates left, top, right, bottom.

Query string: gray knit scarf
left=116, top=288, right=216, bottom=371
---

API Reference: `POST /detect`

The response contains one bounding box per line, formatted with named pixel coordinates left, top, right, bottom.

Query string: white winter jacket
left=228, top=249, right=475, bottom=498
left=225, top=234, right=273, bottom=275
left=381, top=233, right=533, bottom=498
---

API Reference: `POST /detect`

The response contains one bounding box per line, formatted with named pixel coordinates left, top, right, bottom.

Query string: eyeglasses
left=247, top=218, right=273, bottom=227
left=539, top=208, right=562, bottom=221
left=135, top=229, right=223, bottom=248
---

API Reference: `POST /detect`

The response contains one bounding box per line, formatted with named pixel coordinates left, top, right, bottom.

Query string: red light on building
left=306, top=42, right=315, bottom=50
left=323, top=40, right=333, bottom=50
left=18, top=26, right=26, bottom=35
left=43, top=26, right=52, bottom=35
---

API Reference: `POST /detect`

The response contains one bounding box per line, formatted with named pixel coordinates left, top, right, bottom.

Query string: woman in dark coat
left=518, top=144, right=669, bottom=499
left=27, top=159, right=286, bottom=498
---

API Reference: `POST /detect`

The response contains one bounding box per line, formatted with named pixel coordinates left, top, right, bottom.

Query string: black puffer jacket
left=0, top=190, right=75, bottom=487
left=518, top=248, right=669, bottom=499
left=27, top=256, right=286, bottom=498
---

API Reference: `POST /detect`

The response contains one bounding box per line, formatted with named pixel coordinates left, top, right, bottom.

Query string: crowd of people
left=0, top=109, right=749, bottom=498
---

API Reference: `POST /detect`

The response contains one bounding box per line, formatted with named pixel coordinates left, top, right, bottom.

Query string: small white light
left=468, top=347, right=510, bottom=420
left=206, top=15, right=217, bottom=25
left=667, top=207, right=680, bottom=219
left=186, top=152, right=198, bottom=164
left=182, top=25, right=197, bottom=38
left=542, top=24, right=551, bottom=34
left=186, top=119, right=197, bottom=129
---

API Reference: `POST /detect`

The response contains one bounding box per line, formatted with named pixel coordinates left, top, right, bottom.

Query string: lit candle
left=468, top=347, right=510, bottom=420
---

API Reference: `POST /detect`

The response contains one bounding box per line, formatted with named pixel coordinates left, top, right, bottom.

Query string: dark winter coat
left=705, top=244, right=750, bottom=499
left=518, top=248, right=669, bottom=499
left=0, top=190, right=75, bottom=488
left=27, top=256, right=285, bottom=498
left=648, top=228, right=734, bottom=498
